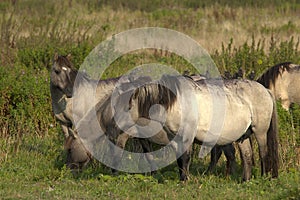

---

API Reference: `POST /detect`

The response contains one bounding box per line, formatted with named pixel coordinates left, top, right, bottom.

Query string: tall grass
left=1, top=0, right=300, bottom=65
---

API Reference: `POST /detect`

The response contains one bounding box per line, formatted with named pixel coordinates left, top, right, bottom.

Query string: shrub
left=17, top=42, right=93, bottom=70
left=212, top=36, right=300, bottom=79
left=0, top=65, right=53, bottom=139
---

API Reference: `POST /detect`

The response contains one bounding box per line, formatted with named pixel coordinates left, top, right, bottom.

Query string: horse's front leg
left=222, top=143, right=236, bottom=176
left=60, top=124, right=70, bottom=139
left=176, top=145, right=192, bottom=181
left=139, top=139, right=157, bottom=174
left=111, top=132, right=130, bottom=175
left=206, top=145, right=223, bottom=174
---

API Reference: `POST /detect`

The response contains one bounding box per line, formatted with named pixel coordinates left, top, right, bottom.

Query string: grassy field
left=0, top=0, right=300, bottom=199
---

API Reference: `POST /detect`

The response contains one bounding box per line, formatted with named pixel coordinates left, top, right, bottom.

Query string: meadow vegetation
left=0, top=0, right=299, bottom=199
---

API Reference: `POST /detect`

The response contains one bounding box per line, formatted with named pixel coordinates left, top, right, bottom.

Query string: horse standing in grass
left=111, top=75, right=279, bottom=181
left=257, top=62, right=300, bottom=110
left=50, top=54, right=240, bottom=175
left=212, top=62, right=299, bottom=177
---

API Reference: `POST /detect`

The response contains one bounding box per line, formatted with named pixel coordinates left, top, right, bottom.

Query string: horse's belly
left=195, top=101, right=251, bottom=146
left=195, top=124, right=250, bottom=146
left=218, top=114, right=251, bottom=145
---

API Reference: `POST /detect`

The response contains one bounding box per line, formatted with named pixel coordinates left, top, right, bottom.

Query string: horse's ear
left=66, top=54, right=72, bottom=61
left=64, top=136, right=73, bottom=150
left=54, top=53, right=58, bottom=61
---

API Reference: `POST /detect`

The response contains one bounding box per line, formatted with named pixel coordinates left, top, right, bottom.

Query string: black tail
left=266, top=91, right=279, bottom=178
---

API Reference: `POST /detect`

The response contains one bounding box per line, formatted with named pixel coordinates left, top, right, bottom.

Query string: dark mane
left=102, top=77, right=120, bottom=84
left=257, top=62, right=294, bottom=88
left=55, top=54, right=121, bottom=87
left=133, top=75, right=181, bottom=118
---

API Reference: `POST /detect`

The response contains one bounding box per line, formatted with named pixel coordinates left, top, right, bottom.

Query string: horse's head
left=64, top=130, right=91, bottom=171
left=51, top=53, right=77, bottom=97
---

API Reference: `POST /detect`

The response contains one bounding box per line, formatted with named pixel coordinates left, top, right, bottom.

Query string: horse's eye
left=54, top=69, right=61, bottom=74
left=123, top=104, right=131, bottom=112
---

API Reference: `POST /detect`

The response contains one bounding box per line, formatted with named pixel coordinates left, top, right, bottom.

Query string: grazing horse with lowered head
left=50, top=54, right=174, bottom=172
left=111, top=75, right=279, bottom=181
left=257, top=62, right=300, bottom=110
left=50, top=53, right=119, bottom=170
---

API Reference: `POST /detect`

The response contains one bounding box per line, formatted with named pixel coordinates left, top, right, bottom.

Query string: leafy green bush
left=17, top=42, right=93, bottom=70
left=212, top=36, right=300, bottom=79
left=0, top=65, right=53, bottom=140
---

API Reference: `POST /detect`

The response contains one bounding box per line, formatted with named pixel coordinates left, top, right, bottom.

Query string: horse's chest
left=164, top=106, right=182, bottom=132
left=53, top=97, right=73, bottom=124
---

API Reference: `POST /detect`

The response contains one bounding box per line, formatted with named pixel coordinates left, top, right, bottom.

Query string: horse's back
left=225, top=79, right=274, bottom=120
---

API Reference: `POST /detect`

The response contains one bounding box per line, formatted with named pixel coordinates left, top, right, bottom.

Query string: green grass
left=0, top=0, right=300, bottom=199
left=0, top=134, right=299, bottom=199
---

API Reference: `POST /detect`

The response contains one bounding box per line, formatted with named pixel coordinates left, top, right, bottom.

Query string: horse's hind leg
left=254, top=131, right=268, bottom=176
left=237, top=138, right=253, bottom=181
left=252, top=92, right=279, bottom=178
left=206, top=144, right=236, bottom=176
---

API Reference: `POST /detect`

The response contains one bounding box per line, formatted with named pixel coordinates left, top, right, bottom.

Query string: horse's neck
left=74, top=78, right=116, bottom=100
left=50, top=83, right=73, bottom=125
left=94, top=79, right=119, bottom=101
left=50, top=83, right=67, bottom=114
left=71, top=78, right=118, bottom=124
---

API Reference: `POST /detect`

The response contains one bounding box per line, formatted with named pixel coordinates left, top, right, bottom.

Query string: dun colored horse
left=50, top=54, right=119, bottom=169
left=110, top=75, right=279, bottom=181
left=257, top=62, right=300, bottom=110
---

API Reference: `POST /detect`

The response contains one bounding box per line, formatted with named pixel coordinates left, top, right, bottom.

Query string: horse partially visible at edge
left=257, top=62, right=300, bottom=110
left=212, top=62, right=299, bottom=175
